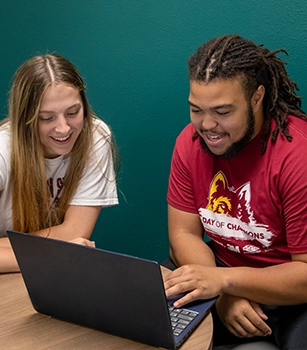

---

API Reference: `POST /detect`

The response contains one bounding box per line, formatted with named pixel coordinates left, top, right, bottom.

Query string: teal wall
left=1, top=1, right=307, bottom=263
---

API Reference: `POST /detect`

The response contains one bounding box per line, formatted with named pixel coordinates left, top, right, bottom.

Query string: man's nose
left=201, top=113, right=218, bottom=131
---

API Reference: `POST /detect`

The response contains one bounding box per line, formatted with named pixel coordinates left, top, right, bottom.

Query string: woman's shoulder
left=0, top=122, right=11, bottom=148
left=0, top=121, right=10, bottom=135
left=90, top=118, right=114, bottom=153
left=0, top=122, right=11, bottom=171
left=93, top=117, right=111, bottom=132
left=92, top=118, right=112, bottom=139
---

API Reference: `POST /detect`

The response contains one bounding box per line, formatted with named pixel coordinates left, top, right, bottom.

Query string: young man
left=164, top=35, right=307, bottom=349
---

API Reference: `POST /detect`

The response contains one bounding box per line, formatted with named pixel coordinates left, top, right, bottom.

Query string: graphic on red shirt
left=199, top=171, right=274, bottom=253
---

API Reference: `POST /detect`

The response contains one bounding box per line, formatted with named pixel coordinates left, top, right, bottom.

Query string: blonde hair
left=3, top=54, right=117, bottom=233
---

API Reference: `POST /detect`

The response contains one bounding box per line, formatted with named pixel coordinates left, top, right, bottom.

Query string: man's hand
left=164, top=264, right=222, bottom=307
left=216, top=294, right=272, bottom=338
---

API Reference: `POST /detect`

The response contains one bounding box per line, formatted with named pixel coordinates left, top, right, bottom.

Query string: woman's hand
left=69, top=237, right=95, bottom=247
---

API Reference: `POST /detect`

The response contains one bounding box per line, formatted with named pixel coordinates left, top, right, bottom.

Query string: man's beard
left=199, top=104, right=255, bottom=159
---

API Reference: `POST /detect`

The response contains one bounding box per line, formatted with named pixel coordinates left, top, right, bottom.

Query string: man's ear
left=251, top=85, right=265, bottom=112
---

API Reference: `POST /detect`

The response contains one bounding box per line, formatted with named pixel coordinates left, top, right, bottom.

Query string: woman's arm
left=37, top=205, right=102, bottom=241
left=0, top=238, right=19, bottom=273
left=0, top=205, right=101, bottom=273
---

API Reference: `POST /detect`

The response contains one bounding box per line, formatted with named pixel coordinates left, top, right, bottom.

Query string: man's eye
left=216, top=111, right=229, bottom=116
left=191, top=108, right=201, bottom=113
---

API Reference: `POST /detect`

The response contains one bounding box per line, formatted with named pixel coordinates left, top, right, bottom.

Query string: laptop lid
left=7, top=230, right=215, bottom=349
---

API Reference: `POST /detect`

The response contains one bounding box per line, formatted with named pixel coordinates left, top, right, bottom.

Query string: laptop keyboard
left=169, top=306, right=199, bottom=337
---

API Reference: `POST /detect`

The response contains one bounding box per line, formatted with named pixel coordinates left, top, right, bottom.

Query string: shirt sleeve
left=167, top=125, right=199, bottom=214
left=277, top=138, right=307, bottom=254
left=0, top=153, right=7, bottom=191
left=70, top=120, right=118, bottom=207
left=0, top=126, right=10, bottom=191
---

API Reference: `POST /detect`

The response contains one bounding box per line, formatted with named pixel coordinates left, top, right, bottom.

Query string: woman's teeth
left=53, top=135, right=70, bottom=141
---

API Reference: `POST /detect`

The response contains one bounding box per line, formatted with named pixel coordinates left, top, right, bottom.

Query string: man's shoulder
left=176, top=123, right=196, bottom=144
left=178, top=123, right=195, bottom=135
left=287, top=115, right=307, bottom=139
left=266, top=115, right=307, bottom=159
left=174, top=123, right=198, bottom=153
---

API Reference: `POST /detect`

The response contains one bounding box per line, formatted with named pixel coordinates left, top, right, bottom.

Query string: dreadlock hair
left=188, top=34, right=307, bottom=153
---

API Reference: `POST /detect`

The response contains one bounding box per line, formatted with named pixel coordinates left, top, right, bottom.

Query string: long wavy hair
left=188, top=35, right=307, bottom=153
left=2, top=54, right=118, bottom=233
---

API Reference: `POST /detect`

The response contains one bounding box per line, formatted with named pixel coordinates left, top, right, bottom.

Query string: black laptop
left=7, top=230, right=216, bottom=349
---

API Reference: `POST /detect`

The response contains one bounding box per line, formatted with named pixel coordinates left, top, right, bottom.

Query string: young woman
left=0, top=54, right=119, bottom=273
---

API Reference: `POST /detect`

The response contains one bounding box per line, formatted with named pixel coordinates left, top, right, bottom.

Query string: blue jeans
left=161, top=257, right=307, bottom=350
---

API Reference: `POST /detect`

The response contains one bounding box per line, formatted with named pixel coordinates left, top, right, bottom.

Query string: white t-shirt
left=0, top=118, right=118, bottom=237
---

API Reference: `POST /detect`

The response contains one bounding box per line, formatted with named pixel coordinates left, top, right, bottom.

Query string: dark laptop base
left=8, top=230, right=215, bottom=349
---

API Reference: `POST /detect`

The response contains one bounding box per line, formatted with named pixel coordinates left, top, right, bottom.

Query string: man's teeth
left=207, top=135, right=221, bottom=140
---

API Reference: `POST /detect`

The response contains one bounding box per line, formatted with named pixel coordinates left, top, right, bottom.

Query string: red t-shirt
left=167, top=117, right=307, bottom=268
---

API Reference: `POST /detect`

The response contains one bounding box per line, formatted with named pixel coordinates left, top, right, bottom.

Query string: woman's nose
left=55, top=116, right=70, bottom=133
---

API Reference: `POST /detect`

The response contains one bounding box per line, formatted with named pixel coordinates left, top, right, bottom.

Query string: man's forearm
left=222, top=261, right=307, bottom=305
left=170, top=234, right=216, bottom=267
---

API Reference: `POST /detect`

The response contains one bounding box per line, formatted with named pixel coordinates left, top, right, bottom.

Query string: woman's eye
left=39, top=116, right=54, bottom=121
left=67, top=108, right=80, bottom=116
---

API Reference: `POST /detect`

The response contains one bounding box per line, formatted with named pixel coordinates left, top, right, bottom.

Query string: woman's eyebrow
left=39, top=103, right=81, bottom=113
